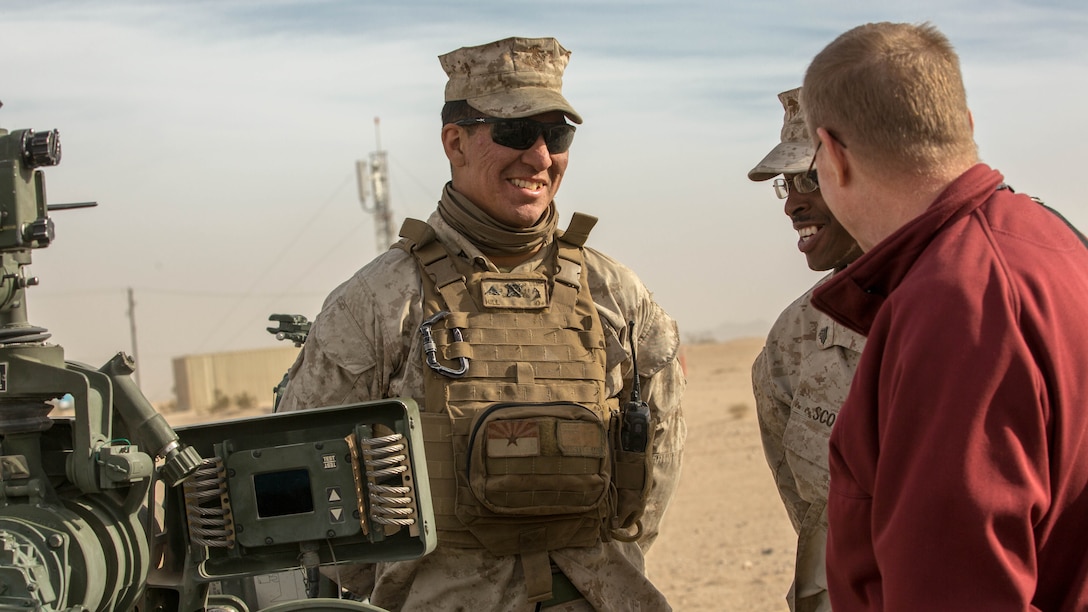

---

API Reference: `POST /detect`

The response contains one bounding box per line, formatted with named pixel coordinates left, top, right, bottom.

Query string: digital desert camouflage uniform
left=751, top=274, right=864, bottom=612
left=278, top=209, right=685, bottom=612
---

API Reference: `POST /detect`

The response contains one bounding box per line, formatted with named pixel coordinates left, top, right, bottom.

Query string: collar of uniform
left=815, top=312, right=866, bottom=353
left=812, top=163, right=1004, bottom=335
left=427, top=209, right=556, bottom=273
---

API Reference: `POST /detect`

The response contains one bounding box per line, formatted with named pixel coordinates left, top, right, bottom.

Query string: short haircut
left=802, top=22, right=977, bottom=174
left=441, top=100, right=483, bottom=125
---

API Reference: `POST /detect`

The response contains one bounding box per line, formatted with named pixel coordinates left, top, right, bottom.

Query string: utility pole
left=356, top=117, right=396, bottom=254
left=126, top=287, right=141, bottom=388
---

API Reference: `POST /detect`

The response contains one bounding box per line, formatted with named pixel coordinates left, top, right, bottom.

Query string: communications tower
left=356, top=117, right=396, bottom=253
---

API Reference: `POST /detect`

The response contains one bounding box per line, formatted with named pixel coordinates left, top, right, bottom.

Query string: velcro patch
left=556, top=421, right=606, bottom=457
left=487, top=420, right=541, bottom=457
left=481, top=277, right=548, bottom=309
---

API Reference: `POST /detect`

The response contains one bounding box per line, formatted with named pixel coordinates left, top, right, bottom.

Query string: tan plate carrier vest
left=397, top=214, right=644, bottom=603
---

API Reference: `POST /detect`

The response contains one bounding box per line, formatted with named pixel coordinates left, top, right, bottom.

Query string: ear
left=816, top=127, right=849, bottom=188
left=442, top=123, right=468, bottom=167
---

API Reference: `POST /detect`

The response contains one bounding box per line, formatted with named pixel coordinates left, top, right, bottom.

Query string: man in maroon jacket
left=801, top=21, right=1088, bottom=611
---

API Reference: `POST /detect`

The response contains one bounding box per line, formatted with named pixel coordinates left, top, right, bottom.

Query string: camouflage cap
left=748, top=87, right=814, bottom=181
left=439, top=36, right=583, bottom=124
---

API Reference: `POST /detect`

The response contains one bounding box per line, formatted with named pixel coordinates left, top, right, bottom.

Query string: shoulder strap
left=1037, top=200, right=1088, bottom=249
left=552, top=213, right=598, bottom=308
left=397, top=218, right=475, bottom=312
left=1000, top=184, right=1088, bottom=249
left=397, top=218, right=436, bottom=250
left=558, top=212, right=598, bottom=247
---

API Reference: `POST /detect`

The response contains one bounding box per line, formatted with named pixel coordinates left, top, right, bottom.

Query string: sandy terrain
left=646, top=339, right=795, bottom=611
left=164, top=338, right=795, bottom=611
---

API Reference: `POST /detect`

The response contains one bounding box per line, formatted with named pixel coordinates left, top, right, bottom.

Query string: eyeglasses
left=773, top=140, right=821, bottom=199
left=773, top=171, right=819, bottom=199
left=454, top=117, right=576, bottom=154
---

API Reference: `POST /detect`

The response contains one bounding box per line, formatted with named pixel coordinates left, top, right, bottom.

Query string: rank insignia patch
left=480, top=276, right=548, bottom=309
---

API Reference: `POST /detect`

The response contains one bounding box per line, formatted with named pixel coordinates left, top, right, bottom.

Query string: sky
left=2, top=0, right=1086, bottom=403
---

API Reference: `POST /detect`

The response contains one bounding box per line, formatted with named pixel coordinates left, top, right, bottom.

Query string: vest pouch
left=610, top=412, right=655, bottom=533
left=463, top=401, right=611, bottom=517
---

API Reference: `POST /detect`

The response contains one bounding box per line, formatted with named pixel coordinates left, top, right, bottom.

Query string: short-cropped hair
left=803, top=22, right=977, bottom=174
left=441, top=100, right=483, bottom=125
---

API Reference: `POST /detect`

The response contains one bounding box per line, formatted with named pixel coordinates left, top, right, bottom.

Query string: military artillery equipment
left=266, top=315, right=311, bottom=348
left=0, top=116, right=205, bottom=610
left=266, top=314, right=310, bottom=412
left=0, top=107, right=434, bottom=611
left=160, top=399, right=434, bottom=611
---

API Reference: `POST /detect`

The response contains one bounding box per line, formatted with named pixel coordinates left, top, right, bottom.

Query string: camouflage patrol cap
left=748, top=87, right=814, bottom=181
left=439, top=36, right=583, bottom=124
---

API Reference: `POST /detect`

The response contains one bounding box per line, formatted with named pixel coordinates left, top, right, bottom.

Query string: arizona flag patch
left=487, top=420, right=541, bottom=457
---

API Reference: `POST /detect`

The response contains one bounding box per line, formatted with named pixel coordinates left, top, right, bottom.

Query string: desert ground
left=646, top=339, right=796, bottom=611
left=165, top=337, right=795, bottom=611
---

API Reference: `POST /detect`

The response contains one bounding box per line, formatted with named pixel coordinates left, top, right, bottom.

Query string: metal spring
left=360, top=433, right=416, bottom=526
left=0, top=325, right=51, bottom=345
left=183, top=457, right=234, bottom=548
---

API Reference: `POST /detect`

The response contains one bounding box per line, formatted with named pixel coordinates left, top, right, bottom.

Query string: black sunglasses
left=454, top=117, right=576, bottom=154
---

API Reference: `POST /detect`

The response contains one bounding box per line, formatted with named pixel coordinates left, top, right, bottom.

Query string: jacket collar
left=812, top=163, right=1005, bottom=335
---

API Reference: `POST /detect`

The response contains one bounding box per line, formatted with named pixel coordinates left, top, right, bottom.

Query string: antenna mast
left=356, top=117, right=396, bottom=253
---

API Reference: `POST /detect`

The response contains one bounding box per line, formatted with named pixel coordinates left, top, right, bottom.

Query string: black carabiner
left=419, top=310, right=469, bottom=378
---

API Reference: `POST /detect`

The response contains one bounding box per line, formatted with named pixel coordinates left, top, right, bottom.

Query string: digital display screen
left=253, top=468, right=314, bottom=518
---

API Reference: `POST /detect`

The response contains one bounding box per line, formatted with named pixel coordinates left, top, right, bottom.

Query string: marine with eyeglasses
left=747, top=87, right=864, bottom=612
left=277, top=36, right=685, bottom=612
